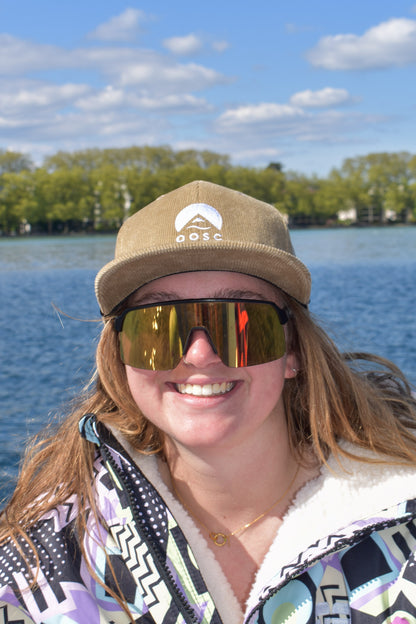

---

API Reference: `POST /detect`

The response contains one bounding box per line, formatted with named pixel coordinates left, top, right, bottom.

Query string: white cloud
left=290, top=87, right=354, bottom=108
left=0, top=9, right=396, bottom=173
left=0, top=35, right=65, bottom=75
left=307, top=18, right=416, bottom=70
left=136, top=93, right=212, bottom=112
left=0, top=82, right=91, bottom=114
left=0, top=34, right=229, bottom=97
left=75, top=86, right=125, bottom=111
left=88, top=8, right=147, bottom=42
left=0, top=35, right=129, bottom=76
left=0, top=106, right=168, bottom=143
left=163, top=34, right=203, bottom=56
left=0, top=24, right=226, bottom=157
left=118, top=59, right=229, bottom=92
left=163, top=34, right=230, bottom=56
left=215, top=101, right=386, bottom=149
left=75, top=86, right=211, bottom=113
left=212, top=40, right=230, bottom=53
left=217, top=103, right=305, bottom=130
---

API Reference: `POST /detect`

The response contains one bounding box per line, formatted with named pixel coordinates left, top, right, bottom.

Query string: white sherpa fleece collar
left=247, top=443, right=416, bottom=613
left=111, top=433, right=416, bottom=623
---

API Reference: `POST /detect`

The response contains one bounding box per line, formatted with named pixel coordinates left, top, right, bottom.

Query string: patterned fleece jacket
left=1, top=415, right=416, bottom=624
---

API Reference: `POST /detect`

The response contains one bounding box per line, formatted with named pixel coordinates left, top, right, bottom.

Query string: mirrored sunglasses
left=114, top=299, right=289, bottom=371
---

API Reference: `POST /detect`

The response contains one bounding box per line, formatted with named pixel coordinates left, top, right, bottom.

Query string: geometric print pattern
left=2, top=417, right=416, bottom=624
left=0, top=506, right=136, bottom=623
left=101, top=440, right=222, bottom=624
left=0, top=434, right=222, bottom=623
left=110, top=522, right=174, bottom=621
left=247, top=515, right=416, bottom=624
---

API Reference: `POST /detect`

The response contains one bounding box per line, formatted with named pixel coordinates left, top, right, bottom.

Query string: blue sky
left=1, top=1, right=416, bottom=176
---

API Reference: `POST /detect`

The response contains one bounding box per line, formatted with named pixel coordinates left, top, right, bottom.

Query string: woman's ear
left=284, top=351, right=300, bottom=379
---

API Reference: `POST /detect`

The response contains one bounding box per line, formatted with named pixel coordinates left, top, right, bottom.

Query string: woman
left=1, top=180, right=416, bottom=624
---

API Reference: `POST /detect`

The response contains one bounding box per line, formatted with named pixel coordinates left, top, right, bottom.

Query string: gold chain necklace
left=171, top=464, right=300, bottom=547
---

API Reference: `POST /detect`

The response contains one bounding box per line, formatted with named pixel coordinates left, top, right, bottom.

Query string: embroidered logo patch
left=175, top=203, right=223, bottom=243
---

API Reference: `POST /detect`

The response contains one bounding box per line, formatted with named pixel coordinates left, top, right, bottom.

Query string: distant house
left=337, top=207, right=357, bottom=223
left=384, top=208, right=397, bottom=222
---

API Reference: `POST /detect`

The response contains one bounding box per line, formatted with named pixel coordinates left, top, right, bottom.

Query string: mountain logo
left=175, top=203, right=223, bottom=243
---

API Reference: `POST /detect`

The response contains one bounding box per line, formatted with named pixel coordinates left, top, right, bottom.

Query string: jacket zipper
left=100, top=443, right=200, bottom=624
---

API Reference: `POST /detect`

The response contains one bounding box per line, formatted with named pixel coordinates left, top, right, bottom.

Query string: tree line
left=0, top=146, right=415, bottom=235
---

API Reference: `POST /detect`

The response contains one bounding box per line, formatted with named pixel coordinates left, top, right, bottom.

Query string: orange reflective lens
left=114, top=299, right=288, bottom=370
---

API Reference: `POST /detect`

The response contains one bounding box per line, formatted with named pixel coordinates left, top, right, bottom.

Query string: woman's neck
left=161, top=430, right=314, bottom=611
left=163, top=425, right=301, bottom=534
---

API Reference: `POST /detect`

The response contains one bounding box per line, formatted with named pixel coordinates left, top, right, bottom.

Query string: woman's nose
left=181, top=328, right=222, bottom=368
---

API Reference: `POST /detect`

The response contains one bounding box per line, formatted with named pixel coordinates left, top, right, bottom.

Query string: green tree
left=333, top=152, right=416, bottom=223
left=34, top=167, right=94, bottom=233
left=0, top=150, right=33, bottom=174
left=90, top=165, right=132, bottom=229
left=0, top=171, right=37, bottom=234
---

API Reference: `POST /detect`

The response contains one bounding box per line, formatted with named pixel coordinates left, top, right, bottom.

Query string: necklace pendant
left=209, top=531, right=228, bottom=547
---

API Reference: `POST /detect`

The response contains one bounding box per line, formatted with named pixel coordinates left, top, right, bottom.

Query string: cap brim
left=95, top=242, right=311, bottom=315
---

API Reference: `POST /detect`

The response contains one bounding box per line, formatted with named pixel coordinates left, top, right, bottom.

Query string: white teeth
left=176, top=382, right=235, bottom=396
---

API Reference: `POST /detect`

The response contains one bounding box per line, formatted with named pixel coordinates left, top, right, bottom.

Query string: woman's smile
left=174, top=381, right=237, bottom=396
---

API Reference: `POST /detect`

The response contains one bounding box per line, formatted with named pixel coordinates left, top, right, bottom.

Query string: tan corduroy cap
left=95, top=180, right=311, bottom=315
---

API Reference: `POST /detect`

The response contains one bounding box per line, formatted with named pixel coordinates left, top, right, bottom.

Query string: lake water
left=1, top=227, right=415, bottom=502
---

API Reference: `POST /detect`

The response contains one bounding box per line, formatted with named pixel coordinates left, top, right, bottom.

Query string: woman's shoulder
left=0, top=492, right=82, bottom=576
left=294, top=442, right=416, bottom=521
left=0, top=455, right=112, bottom=577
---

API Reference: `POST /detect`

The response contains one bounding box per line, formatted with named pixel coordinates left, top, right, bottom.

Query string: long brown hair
left=283, top=299, right=416, bottom=464
left=1, top=297, right=416, bottom=615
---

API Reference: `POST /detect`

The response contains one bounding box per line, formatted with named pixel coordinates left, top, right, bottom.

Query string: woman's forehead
left=130, top=271, right=282, bottom=305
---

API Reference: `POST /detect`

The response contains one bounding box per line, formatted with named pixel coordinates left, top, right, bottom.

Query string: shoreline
left=1, top=221, right=415, bottom=240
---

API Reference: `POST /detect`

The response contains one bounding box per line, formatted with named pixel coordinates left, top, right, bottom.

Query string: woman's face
left=125, top=271, right=298, bottom=456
